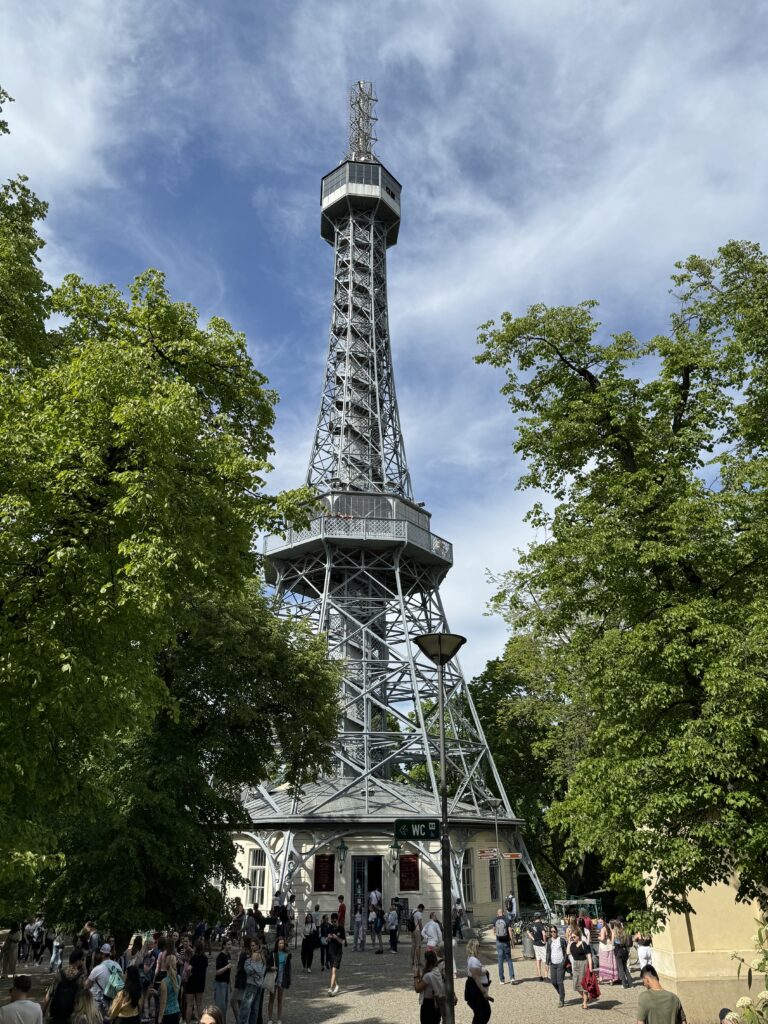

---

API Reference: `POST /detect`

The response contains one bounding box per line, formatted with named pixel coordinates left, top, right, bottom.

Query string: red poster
left=314, top=854, right=336, bottom=892
left=399, top=854, right=419, bottom=891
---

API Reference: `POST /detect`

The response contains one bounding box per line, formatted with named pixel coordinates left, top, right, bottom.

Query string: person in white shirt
left=546, top=926, right=567, bottom=1007
left=86, top=947, right=123, bottom=1016
left=0, top=976, right=43, bottom=1024
left=421, top=913, right=442, bottom=952
left=410, top=904, right=424, bottom=968
left=387, top=905, right=399, bottom=954
left=369, top=889, right=382, bottom=909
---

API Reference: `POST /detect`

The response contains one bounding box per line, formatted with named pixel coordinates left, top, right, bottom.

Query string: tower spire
left=348, top=80, right=378, bottom=161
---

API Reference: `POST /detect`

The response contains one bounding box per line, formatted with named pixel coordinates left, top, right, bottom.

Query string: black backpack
left=406, top=912, right=416, bottom=933
left=48, top=974, right=81, bottom=1024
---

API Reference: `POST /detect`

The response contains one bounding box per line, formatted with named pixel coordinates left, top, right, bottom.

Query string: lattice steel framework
left=256, top=84, right=549, bottom=910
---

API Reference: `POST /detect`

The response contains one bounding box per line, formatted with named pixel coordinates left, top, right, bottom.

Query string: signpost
left=394, top=818, right=441, bottom=842
left=478, top=848, right=498, bottom=861
left=502, top=852, right=522, bottom=860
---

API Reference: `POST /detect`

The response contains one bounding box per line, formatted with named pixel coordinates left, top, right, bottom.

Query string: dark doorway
left=352, top=855, right=383, bottom=909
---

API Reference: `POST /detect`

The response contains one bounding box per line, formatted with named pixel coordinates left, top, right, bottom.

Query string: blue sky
left=2, top=0, right=767, bottom=678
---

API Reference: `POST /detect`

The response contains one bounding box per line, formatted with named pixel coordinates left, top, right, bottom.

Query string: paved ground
left=4, top=940, right=644, bottom=1024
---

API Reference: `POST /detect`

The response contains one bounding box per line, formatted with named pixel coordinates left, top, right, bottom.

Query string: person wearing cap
left=0, top=976, right=43, bottom=1024
left=86, top=947, right=122, bottom=1020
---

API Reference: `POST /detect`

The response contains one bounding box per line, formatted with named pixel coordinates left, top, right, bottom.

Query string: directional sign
left=394, top=818, right=441, bottom=841
left=478, top=848, right=498, bottom=861
left=502, top=852, right=522, bottom=860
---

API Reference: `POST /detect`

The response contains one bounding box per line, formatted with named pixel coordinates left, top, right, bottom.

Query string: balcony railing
left=264, top=515, right=452, bottom=563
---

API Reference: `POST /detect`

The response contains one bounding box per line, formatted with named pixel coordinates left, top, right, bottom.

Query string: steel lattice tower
left=246, top=83, right=549, bottom=912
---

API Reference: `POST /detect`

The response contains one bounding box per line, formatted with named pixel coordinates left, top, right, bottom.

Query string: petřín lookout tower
left=236, top=83, right=549, bottom=920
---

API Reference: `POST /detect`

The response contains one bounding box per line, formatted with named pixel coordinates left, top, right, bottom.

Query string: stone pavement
left=4, top=942, right=644, bottom=1024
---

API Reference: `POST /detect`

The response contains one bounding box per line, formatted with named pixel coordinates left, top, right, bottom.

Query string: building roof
left=241, top=777, right=523, bottom=829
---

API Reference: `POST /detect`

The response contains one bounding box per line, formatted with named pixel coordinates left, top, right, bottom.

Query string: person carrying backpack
left=492, top=909, right=516, bottom=984
left=45, top=951, right=85, bottom=1024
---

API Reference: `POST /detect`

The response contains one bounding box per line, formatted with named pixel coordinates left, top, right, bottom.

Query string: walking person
left=318, top=916, right=330, bottom=973
left=635, top=935, right=654, bottom=974
left=352, top=906, right=365, bottom=952
left=212, top=941, right=231, bottom=1019
left=636, top=965, right=686, bottom=1024
left=567, top=925, right=592, bottom=1010
left=546, top=925, right=567, bottom=1008
left=452, top=900, right=465, bottom=942
left=421, top=913, right=442, bottom=955
left=265, top=936, right=291, bottom=1024
left=237, top=941, right=266, bottom=1024
left=598, top=921, right=618, bottom=984
left=325, top=913, right=345, bottom=997
left=2, top=926, right=22, bottom=980
left=86, top=945, right=124, bottom=1021
left=49, top=931, right=66, bottom=974
left=410, top=905, right=424, bottom=969
left=157, top=956, right=181, bottom=1024
left=336, top=896, right=348, bottom=948
left=372, top=908, right=385, bottom=954
left=387, top=904, right=399, bottom=953
left=465, top=939, right=493, bottom=1024
left=413, top=950, right=442, bottom=1024
left=527, top=913, right=548, bottom=981
left=184, top=941, right=208, bottom=1023
left=300, top=915, right=316, bottom=972
left=492, top=909, right=515, bottom=984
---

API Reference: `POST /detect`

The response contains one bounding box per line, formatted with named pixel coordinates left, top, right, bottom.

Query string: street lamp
left=336, top=838, right=348, bottom=873
left=389, top=839, right=401, bottom=872
left=413, top=631, right=467, bottom=1024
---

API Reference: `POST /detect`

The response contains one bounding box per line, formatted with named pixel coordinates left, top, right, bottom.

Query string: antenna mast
left=348, top=80, right=378, bottom=161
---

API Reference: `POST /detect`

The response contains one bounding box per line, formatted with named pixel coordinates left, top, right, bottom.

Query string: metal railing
left=264, top=515, right=452, bottom=562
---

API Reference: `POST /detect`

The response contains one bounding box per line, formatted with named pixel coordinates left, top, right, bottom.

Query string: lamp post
left=413, top=631, right=466, bottom=1024
left=489, top=796, right=503, bottom=908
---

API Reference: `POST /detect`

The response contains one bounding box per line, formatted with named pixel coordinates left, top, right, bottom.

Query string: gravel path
left=5, top=941, right=643, bottom=1024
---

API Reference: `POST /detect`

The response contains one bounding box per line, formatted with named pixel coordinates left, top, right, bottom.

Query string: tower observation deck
left=248, top=83, right=550, bottom=915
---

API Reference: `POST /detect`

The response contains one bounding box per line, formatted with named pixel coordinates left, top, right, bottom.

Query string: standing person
left=242, top=914, right=256, bottom=945
left=612, top=921, right=632, bottom=989
left=108, top=966, right=142, bottom=1024
left=421, top=913, right=442, bottom=955
left=0, top=976, right=43, bottom=1024
left=598, top=921, right=618, bottom=984
left=86, top=946, right=123, bottom=1021
left=352, top=906, right=365, bottom=953
left=212, top=940, right=231, bottom=1017
left=567, top=925, right=592, bottom=1010
left=336, top=896, right=347, bottom=948
left=325, top=913, right=345, bottom=997
left=492, top=909, right=515, bottom=984
left=265, top=936, right=291, bottom=1024
left=157, top=957, right=181, bottom=1024
left=387, top=904, right=399, bottom=954
left=229, top=938, right=249, bottom=1024
left=318, top=916, right=330, bottom=973
left=546, top=925, right=567, bottom=1008
left=636, top=935, right=654, bottom=974
left=300, top=915, right=316, bottom=972
left=527, top=913, right=548, bottom=981
left=369, top=887, right=382, bottom=910
left=465, top=940, right=492, bottom=1024
left=184, top=941, right=208, bottom=1023
left=410, top=905, right=424, bottom=969
left=237, top=942, right=265, bottom=1024
left=452, top=900, right=465, bottom=942
left=636, top=965, right=686, bottom=1024
left=413, top=950, right=441, bottom=1024
left=505, top=893, right=517, bottom=922
left=372, top=908, right=385, bottom=955
left=2, top=925, right=21, bottom=980
left=45, top=950, right=86, bottom=1024
left=49, top=930, right=66, bottom=973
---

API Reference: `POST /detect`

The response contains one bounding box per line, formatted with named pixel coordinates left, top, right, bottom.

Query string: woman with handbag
left=465, top=938, right=493, bottom=1024
left=567, top=926, right=592, bottom=1010
left=237, top=941, right=266, bottom=1024
left=265, top=936, right=290, bottom=1024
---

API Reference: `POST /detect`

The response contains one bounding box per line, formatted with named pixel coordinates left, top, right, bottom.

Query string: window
left=247, top=847, right=266, bottom=907
left=381, top=169, right=401, bottom=203
left=489, top=859, right=500, bottom=902
left=322, top=166, right=347, bottom=198
left=399, top=854, right=419, bottom=891
left=462, top=850, right=474, bottom=905
left=348, top=162, right=380, bottom=186
left=314, top=854, right=336, bottom=892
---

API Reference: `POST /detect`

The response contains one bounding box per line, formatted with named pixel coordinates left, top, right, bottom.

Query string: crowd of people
left=1, top=899, right=678, bottom=1024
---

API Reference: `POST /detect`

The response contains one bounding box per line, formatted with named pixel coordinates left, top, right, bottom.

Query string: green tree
left=0, top=88, right=339, bottom=916
left=476, top=241, right=768, bottom=918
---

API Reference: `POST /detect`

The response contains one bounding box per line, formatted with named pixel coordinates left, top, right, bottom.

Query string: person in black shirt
left=325, top=914, right=345, bottom=997
left=567, top=925, right=592, bottom=1009
left=212, top=940, right=231, bottom=1018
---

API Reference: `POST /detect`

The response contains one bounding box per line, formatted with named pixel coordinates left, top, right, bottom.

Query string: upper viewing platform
left=320, top=159, right=402, bottom=246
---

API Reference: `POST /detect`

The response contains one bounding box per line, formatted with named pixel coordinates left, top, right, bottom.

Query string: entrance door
left=351, top=855, right=383, bottom=909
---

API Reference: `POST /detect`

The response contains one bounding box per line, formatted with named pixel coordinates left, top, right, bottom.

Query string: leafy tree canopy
left=476, top=240, right=768, bottom=918
left=0, top=87, right=339, bottom=920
